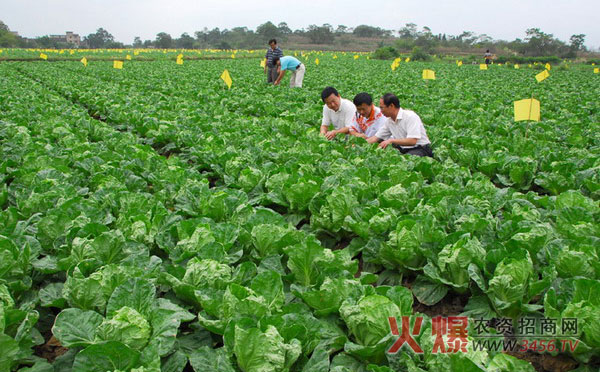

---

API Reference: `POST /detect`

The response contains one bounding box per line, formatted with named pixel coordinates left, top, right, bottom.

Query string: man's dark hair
left=272, top=56, right=280, bottom=65
left=353, top=92, right=372, bottom=106
left=381, top=93, right=400, bottom=108
left=321, top=86, right=339, bottom=102
left=269, top=39, right=277, bottom=45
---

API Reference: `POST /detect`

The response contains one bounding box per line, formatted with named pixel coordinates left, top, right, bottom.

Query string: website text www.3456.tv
left=387, top=316, right=581, bottom=354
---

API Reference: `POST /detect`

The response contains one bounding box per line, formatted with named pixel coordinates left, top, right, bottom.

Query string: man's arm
left=325, top=126, right=349, bottom=140
left=366, top=136, right=382, bottom=144
left=349, top=129, right=367, bottom=139
left=274, top=68, right=285, bottom=85
left=379, top=137, right=418, bottom=149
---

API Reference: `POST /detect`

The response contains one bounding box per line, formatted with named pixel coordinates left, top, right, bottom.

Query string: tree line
left=0, top=20, right=590, bottom=58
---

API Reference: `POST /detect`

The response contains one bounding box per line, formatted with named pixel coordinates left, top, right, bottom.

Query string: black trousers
left=393, top=144, right=434, bottom=158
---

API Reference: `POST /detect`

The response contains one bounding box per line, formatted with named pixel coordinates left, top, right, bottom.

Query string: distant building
left=50, top=31, right=81, bottom=47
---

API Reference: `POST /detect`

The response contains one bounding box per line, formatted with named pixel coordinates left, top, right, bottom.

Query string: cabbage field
left=0, top=50, right=599, bottom=372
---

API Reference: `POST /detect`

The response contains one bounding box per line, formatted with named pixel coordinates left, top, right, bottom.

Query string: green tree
left=569, top=34, right=586, bottom=52
left=133, top=36, right=142, bottom=48
left=155, top=32, right=173, bottom=49
left=353, top=25, right=388, bottom=38
left=84, top=28, right=114, bottom=48
left=0, top=20, right=18, bottom=47
left=256, top=21, right=279, bottom=41
left=306, top=24, right=335, bottom=44
left=176, top=32, right=195, bottom=49
left=398, top=23, right=417, bottom=39
left=277, top=22, right=292, bottom=35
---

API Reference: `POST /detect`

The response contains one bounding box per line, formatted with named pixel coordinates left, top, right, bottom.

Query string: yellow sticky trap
left=422, top=69, right=435, bottom=80
left=0, top=49, right=3, bottom=53
left=594, top=68, right=599, bottom=74
left=315, top=58, right=319, bottom=65
left=514, top=98, right=540, bottom=122
left=260, top=59, right=266, bottom=68
left=40, top=53, right=48, bottom=60
left=176, top=57, right=183, bottom=65
left=535, top=69, right=550, bottom=82
left=354, top=55, right=359, bottom=60
left=59, top=50, right=64, bottom=54
left=126, top=55, right=132, bottom=60
left=592, top=63, right=595, bottom=66
left=333, top=55, right=337, bottom=59
left=221, top=69, right=232, bottom=89
left=480, top=64, right=488, bottom=70
left=528, top=64, right=533, bottom=68
left=545, top=63, right=551, bottom=70
left=69, top=50, right=74, bottom=55
left=457, top=61, right=462, bottom=67
left=498, top=63, right=502, bottom=66
left=231, top=53, right=235, bottom=59
left=294, top=52, right=298, bottom=56
left=113, top=60, right=123, bottom=69
left=134, top=50, right=140, bottom=56
left=80, top=57, right=88, bottom=67
left=405, top=57, right=410, bottom=62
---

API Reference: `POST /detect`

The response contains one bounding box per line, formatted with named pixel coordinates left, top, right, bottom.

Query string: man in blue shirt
left=264, top=39, right=283, bottom=84
left=272, top=56, right=305, bottom=88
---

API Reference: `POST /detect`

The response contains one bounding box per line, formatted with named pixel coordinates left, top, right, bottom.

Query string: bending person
left=272, top=56, right=305, bottom=88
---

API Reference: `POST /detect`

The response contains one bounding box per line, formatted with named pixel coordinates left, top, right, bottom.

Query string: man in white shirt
left=366, top=93, right=434, bottom=157
left=320, top=86, right=356, bottom=140
left=349, top=92, right=387, bottom=140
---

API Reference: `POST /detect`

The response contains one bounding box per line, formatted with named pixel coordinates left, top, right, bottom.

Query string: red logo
left=388, top=316, right=424, bottom=354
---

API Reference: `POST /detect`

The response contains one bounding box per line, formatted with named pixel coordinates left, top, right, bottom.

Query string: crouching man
left=366, top=93, right=434, bottom=157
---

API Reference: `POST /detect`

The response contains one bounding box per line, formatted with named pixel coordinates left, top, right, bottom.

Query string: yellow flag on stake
left=221, top=69, right=232, bottom=89
left=480, top=64, right=488, bottom=70
left=134, top=50, right=140, bottom=56
left=535, top=69, right=550, bottom=82
left=457, top=61, right=463, bottom=67
left=126, top=54, right=132, bottom=60
left=176, top=56, right=183, bottom=65
left=545, top=63, right=551, bottom=70
left=80, top=57, right=88, bottom=67
left=405, top=57, right=410, bottom=62
left=260, top=59, right=266, bottom=68
left=315, top=58, right=319, bottom=65
left=70, top=50, right=74, bottom=55
left=514, top=64, right=520, bottom=69
left=594, top=68, right=599, bottom=74
left=422, top=69, right=435, bottom=80
left=354, top=55, right=359, bottom=60
left=333, top=55, right=337, bottom=59
left=40, top=53, right=48, bottom=60
left=231, top=53, right=235, bottom=59
left=113, top=60, right=123, bottom=69
left=514, top=98, right=540, bottom=122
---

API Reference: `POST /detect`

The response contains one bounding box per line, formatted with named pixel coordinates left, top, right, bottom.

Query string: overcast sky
left=2, top=0, right=599, bottom=49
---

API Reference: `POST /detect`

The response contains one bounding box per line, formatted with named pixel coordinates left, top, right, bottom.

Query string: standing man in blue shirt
left=264, top=39, right=283, bottom=84
left=272, top=56, right=305, bottom=88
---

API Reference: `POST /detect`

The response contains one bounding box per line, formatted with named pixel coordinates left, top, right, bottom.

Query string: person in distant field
left=366, top=93, right=434, bottom=157
left=484, top=49, right=492, bottom=65
left=349, top=92, right=387, bottom=140
left=272, top=56, right=305, bottom=88
left=264, top=39, right=283, bottom=84
left=320, top=86, right=356, bottom=140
